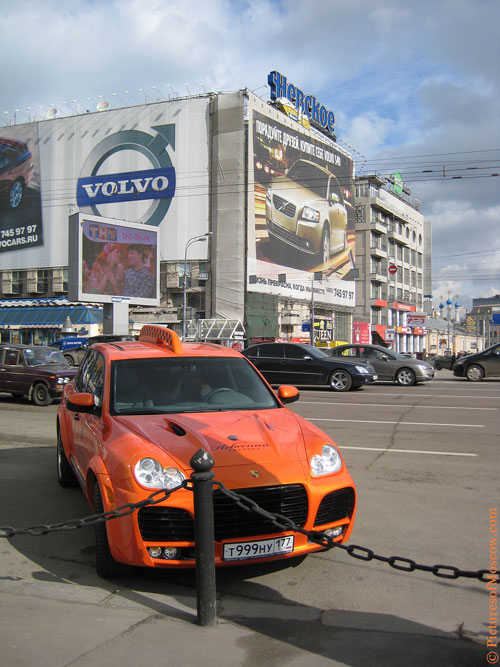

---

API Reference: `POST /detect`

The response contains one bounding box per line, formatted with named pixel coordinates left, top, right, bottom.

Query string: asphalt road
left=0, top=369, right=498, bottom=665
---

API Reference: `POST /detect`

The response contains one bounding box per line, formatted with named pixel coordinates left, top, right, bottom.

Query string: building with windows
left=353, top=174, right=429, bottom=354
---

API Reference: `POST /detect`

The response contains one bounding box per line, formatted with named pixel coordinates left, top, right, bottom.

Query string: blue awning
left=0, top=305, right=103, bottom=329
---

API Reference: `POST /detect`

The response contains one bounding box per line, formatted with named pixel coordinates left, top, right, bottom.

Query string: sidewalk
left=0, top=570, right=483, bottom=667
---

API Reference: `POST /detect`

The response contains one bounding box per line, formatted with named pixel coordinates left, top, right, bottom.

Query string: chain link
left=1, top=477, right=498, bottom=584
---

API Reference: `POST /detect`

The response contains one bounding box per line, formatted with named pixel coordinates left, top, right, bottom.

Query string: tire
left=93, top=483, right=131, bottom=578
left=395, top=368, right=416, bottom=386
left=64, top=354, right=75, bottom=366
left=57, top=430, right=78, bottom=487
left=465, top=364, right=484, bottom=382
left=435, top=363, right=441, bottom=371
left=329, top=369, right=353, bottom=392
left=9, top=179, right=24, bottom=208
left=317, top=226, right=330, bottom=265
left=32, top=382, right=52, bottom=406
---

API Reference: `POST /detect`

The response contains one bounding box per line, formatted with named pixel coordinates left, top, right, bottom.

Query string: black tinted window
left=255, top=344, right=284, bottom=359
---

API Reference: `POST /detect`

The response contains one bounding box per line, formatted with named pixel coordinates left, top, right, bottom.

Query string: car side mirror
left=66, top=392, right=99, bottom=415
left=329, top=193, right=339, bottom=204
left=380, top=354, right=389, bottom=361
left=277, top=385, right=299, bottom=405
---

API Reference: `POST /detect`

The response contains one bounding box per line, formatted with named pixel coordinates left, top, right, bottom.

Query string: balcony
left=370, top=246, right=387, bottom=259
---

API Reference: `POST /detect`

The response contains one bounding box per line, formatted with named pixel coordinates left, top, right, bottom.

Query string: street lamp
left=182, top=232, right=213, bottom=340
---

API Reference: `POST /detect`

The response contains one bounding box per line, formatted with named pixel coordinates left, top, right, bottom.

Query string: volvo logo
left=77, top=124, right=176, bottom=227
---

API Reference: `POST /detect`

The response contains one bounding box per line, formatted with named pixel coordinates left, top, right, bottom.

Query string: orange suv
left=57, top=325, right=356, bottom=576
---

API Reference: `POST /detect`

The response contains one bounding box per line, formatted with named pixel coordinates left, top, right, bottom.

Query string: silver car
left=328, top=344, right=434, bottom=386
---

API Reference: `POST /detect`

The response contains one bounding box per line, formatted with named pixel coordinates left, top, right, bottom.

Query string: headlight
left=416, top=364, right=430, bottom=371
left=355, top=365, right=370, bottom=374
left=311, top=444, right=342, bottom=477
left=134, top=458, right=186, bottom=489
left=302, top=206, right=320, bottom=222
left=56, top=376, right=72, bottom=384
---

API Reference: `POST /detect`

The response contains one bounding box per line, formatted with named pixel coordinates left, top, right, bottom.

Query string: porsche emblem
left=250, top=470, right=259, bottom=478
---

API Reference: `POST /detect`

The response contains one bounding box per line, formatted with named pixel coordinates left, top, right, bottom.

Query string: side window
left=258, top=344, right=284, bottom=358
left=4, top=350, right=21, bottom=366
left=76, top=351, right=97, bottom=392
left=76, top=351, right=105, bottom=404
left=284, top=345, right=309, bottom=360
left=341, top=347, right=358, bottom=357
left=328, top=175, right=343, bottom=203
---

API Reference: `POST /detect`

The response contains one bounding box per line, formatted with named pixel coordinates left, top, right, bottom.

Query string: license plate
left=223, top=535, right=294, bottom=561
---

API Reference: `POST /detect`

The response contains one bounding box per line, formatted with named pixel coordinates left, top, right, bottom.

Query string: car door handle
left=73, top=413, right=80, bottom=421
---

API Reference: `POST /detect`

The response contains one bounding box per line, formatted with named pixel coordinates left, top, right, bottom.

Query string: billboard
left=68, top=213, right=160, bottom=306
left=1, top=98, right=210, bottom=270
left=247, top=106, right=356, bottom=309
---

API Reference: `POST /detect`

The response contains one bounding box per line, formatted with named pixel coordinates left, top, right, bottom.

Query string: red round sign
left=388, top=264, right=397, bottom=274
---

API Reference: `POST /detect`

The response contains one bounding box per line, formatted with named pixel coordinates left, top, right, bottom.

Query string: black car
left=0, top=344, right=77, bottom=405
left=242, top=342, right=377, bottom=392
left=52, top=334, right=136, bottom=366
left=453, top=343, right=500, bottom=381
left=429, top=355, right=455, bottom=370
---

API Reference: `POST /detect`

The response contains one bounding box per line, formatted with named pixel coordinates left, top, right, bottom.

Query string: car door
left=282, top=344, right=326, bottom=385
left=249, top=344, right=286, bottom=384
left=74, top=350, right=105, bottom=477
left=358, top=347, right=395, bottom=381
left=0, top=348, right=25, bottom=394
left=482, top=344, right=500, bottom=376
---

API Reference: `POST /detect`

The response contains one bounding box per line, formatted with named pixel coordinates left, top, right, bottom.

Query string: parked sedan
left=453, top=343, right=500, bottom=381
left=0, top=137, right=34, bottom=208
left=328, top=344, right=434, bottom=386
left=242, top=342, right=377, bottom=391
left=0, top=344, right=77, bottom=405
left=52, top=334, right=136, bottom=366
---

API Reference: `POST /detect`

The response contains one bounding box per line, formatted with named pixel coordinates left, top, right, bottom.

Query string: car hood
left=269, top=176, right=326, bottom=207
left=31, top=363, right=77, bottom=374
left=115, top=409, right=308, bottom=470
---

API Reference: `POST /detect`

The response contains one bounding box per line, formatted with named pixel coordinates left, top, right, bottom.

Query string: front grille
left=138, top=507, right=194, bottom=541
left=272, top=194, right=296, bottom=218
left=213, top=484, right=308, bottom=540
left=137, top=484, right=308, bottom=542
left=267, top=220, right=311, bottom=252
left=313, top=487, right=355, bottom=527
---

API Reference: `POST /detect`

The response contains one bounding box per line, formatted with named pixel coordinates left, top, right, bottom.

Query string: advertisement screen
left=0, top=125, right=43, bottom=253
left=248, top=108, right=356, bottom=309
left=69, top=213, right=159, bottom=306
left=1, top=98, right=210, bottom=271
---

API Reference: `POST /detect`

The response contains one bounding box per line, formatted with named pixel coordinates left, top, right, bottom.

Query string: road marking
left=308, top=418, right=484, bottom=428
left=304, top=391, right=499, bottom=400
left=339, top=446, right=478, bottom=457
left=298, top=401, right=497, bottom=410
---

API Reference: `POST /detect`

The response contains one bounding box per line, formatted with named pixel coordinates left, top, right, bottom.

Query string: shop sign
left=385, top=328, right=396, bottom=342
left=392, top=302, right=416, bottom=312
left=268, top=71, right=335, bottom=135
left=397, top=326, right=412, bottom=334
left=413, top=327, right=424, bottom=335
left=406, top=312, right=426, bottom=327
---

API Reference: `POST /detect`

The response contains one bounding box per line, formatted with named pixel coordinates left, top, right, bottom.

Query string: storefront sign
left=268, top=71, right=335, bottom=135
left=392, top=302, right=416, bottom=312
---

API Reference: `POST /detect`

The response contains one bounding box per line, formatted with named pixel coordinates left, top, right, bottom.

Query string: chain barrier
left=1, top=478, right=497, bottom=584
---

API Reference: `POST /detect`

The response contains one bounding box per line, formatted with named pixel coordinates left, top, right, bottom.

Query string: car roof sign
left=138, top=324, right=184, bottom=354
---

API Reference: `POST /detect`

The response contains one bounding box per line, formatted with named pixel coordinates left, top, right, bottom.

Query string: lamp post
left=182, top=232, right=213, bottom=341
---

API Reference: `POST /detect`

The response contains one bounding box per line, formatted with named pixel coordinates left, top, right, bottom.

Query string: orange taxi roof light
left=139, top=325, right=184, bottom=354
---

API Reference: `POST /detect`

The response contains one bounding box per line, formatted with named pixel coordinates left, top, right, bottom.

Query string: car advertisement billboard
left=247, top=107, right=356, bottom=308
left=68, top=213, right=160, bottom=306
left=0, top=98, right=210, bottom=269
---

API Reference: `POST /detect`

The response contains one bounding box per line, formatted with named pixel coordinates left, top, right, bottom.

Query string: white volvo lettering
left=81, top=176, right=170, bottom=199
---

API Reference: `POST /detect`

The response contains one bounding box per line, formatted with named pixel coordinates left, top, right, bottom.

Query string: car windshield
left=24, top=347, right=67, bottom=366
left=286, top=161, right=328, bottom=199
left=111, top=356, right=280, bottom=415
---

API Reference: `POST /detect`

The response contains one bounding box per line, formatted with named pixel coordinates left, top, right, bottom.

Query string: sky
left=1, top=0, right=499, bottom=311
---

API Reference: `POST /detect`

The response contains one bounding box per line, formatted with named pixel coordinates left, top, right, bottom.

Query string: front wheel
left=395, top=368, right=416, bottom=386
left=317, top=226, right=330, bottom=265
left=435, top=363, right=441, bottom=371
left=57, top=430, right=78, bottom=487
left=9, top=180, right=24, bottom=208
left=93, top=484, right=131, bottom=578
left=465, top=364, right=484, bottom=382
left=32, top=382, right=52, bottom=406
left=64, top=354, right=75, bottom=366
left=329, top=369, right=353, bottom=392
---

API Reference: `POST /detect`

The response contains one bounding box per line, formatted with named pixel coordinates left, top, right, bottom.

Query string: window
left=63, top=268, right=69, bottom=292
left=37, top=270, right=49, bottom=293
left=179, top=262, right=191, bottom=289
left=371, top=282, right=380, bottom=299
left=397, top=244, right=403, bottom=261
left=404, top=268, right=410, bottom=285
left=370, top=257, right=381, bottom=274
left=335, top=312, right=350, bottom=341
left=403, top=247, right=410, bottom=263
left=12, top=271, right=23, bottom=295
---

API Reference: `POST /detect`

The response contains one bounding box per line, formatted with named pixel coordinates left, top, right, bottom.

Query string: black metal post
left=190, top=448, right=216, bottom=626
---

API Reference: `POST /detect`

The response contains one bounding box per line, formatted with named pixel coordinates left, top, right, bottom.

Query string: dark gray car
left=453, top=343, right=500, bottom=381
left=328, top=344, right=434, bottom=386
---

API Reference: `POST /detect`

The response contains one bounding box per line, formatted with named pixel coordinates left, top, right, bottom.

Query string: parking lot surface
left=0, top=369, right=497, bottom=666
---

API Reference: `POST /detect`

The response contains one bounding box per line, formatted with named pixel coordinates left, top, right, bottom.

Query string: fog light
left=162, top=547, right=179, bottom=560
left=148, top=547, right=163, bottom=558
left=324, top=526, right=343, bottom=539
